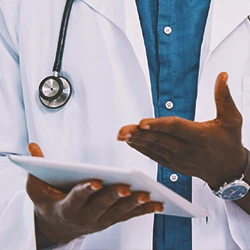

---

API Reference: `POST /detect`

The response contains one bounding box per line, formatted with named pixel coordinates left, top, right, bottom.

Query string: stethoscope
left=39, top=0, right=74, bottom=109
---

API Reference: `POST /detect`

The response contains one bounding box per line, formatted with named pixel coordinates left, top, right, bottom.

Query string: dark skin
left=118, top=72, right=250, bottom=215
left=27, top=72, right=249, bottom=247
left=27, top=144, right=164, bottom=248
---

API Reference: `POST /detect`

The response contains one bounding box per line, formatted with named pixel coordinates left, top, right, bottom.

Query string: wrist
left=35, top=209, right=87, bottom=245
left=210, top=148, right=250, bottom=201
left=241, top=148, right=250, bottom=184
left=35, top=213, right=58, bottom=249
left=206, top=146, right=248, bottom=190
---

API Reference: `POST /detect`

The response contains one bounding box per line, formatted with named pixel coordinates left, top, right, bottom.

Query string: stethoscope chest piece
left=39, top=74, right=72, bottom=109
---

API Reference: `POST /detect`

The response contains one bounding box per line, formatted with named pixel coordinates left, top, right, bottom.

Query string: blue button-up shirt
left=135, top=1, right=211, bottom=249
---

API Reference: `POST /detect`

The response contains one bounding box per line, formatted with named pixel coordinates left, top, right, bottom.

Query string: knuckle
left=97, top=202, right=110, bottom=212
left=129, top=203, right=155, bottom=217
left=56, top=200, right=80, bottom=223
left=108, top=185, right=130, bottom=199
left=107, top=191, right=120, bottom=202
left=122, top=193, right=138, bottom=205
left=56, top=202, right=72, bottom=222
left=143, top=202, right=158, bottom=213
left=71, top=186, right=88, bottom=199
left=232, top=115, right=243, bottom=127
left=57, top=209, right=70, bottom=223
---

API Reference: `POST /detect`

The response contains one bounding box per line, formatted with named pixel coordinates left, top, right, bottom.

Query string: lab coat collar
left=81, top=0, right=250, bottom=86
left=81, top=0, right=151, bottom=92
left=208, top=0, right=250, bottom=53
left=200, top=0, right=250, bottom=74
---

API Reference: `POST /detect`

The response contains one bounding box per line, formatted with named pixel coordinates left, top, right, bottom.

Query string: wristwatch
left=213, top=148, right=250, bottom=201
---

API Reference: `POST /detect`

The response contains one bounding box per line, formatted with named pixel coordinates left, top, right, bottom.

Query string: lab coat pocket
left=242, top=76, right=250, bottom=150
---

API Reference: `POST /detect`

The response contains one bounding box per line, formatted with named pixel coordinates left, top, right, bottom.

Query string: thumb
left=28, top=142, right=44, bottom=157
left=26, top=143, right=64, bottom=203
left=214, top=72, right=241, bottom=123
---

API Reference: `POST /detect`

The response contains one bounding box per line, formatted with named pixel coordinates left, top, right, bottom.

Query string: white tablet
left=8, top=155, right=207, bottom=218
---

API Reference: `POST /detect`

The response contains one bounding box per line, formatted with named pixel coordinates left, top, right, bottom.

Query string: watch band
left=212, top=148, right=250, bottom=200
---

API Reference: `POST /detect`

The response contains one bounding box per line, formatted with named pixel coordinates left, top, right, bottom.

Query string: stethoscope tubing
left=53, top=0, right=74, bottom=73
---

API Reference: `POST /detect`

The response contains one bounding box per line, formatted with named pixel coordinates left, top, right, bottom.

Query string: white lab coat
left=0, top=0, right=250, bottom=249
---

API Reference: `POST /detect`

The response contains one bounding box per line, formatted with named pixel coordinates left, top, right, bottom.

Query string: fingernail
left=154, top=204, right=164, bottom=212
left=82, top=182, right=92, bottom=189
left=90, top=181, right=103, bottom=191
left=140, top=124, right=150, bottom=130
left=119, top=133, right=132, bottom=141
left=137, top=193, right=150, bottom=204
left=117, top=187, right=131, bottom=197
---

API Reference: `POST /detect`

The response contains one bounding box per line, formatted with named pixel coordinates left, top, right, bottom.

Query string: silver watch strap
left=213, top=148, right=250, bottom=196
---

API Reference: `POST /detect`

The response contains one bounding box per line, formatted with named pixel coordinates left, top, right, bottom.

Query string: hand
left=26, top=143, right=163, bottom=247
left=118, top=72, right=248, bottom=190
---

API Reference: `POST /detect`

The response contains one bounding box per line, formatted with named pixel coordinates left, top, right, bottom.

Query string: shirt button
left=165, top=101, right=174, bottom=110
left=170, top=174, right=179, bottom=182
left=164, top=26, right=172, bottom=35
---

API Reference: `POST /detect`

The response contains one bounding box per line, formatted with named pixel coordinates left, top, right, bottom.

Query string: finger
left=128, top=142, right=173, bottom=168
left=136, top=117, right=203, bottom=142
left=117, top=202, right=164, bottom=223
left=98, top=192, right=150, bottom=226
left=128, top=142, right=195, bottom=177
left=83, top=184, right=131, bottom=218
left=129, top=137, right=174, bottom=158
left=117, top=125, right=138, bottom=141
left=214, top=72, right=242, bottom=124
left=28, top=143, right=44, bottom=157
left=61, top=180, right=103, bottom=214
left=128, top=130, right=189, bottom=155
left=27, top=143, right=64, bottom=203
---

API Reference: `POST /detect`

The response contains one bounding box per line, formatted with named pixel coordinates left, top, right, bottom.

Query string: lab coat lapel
left=81, top=0, right=151, bottom=91
left=199, top=0, right=250, bottom=74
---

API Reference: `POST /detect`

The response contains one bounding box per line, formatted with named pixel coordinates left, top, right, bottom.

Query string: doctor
left=1, top=0, right=250, bottom=250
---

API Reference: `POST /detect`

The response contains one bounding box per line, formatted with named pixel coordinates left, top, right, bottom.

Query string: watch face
left=221, top=184, right=249, bottom=201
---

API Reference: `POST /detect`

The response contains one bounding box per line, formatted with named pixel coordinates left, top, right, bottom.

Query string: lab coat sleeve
left=0, top=158, right=36, bottom=249
left=0, top=1, right=36, bottom=249
left=223, top=147, right=250, bottom=249
left=224, top=201, right=250, bottom=250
